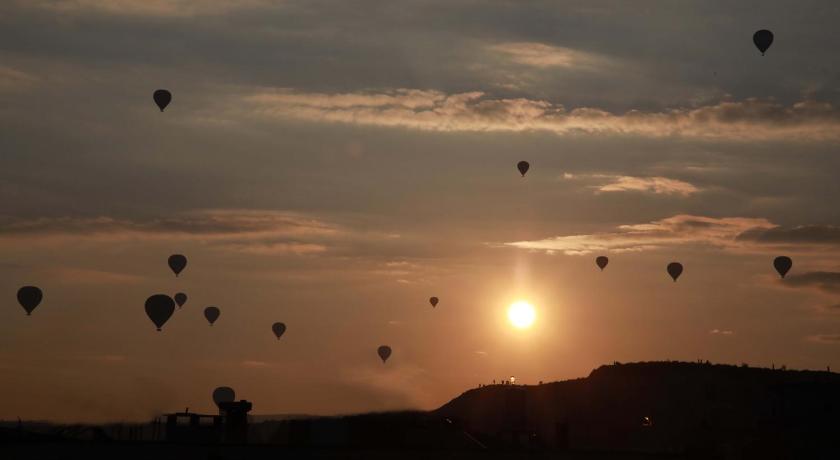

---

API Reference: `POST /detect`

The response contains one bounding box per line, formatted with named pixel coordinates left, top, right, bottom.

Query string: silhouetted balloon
left=596, top=256, right=609, bottom=271
left=174, top=292, right=187, bottom=308
left=753, top=29, right=773, bottom=55
left=667, top=262, right=683, bottom=282
left=17, top=286, right=43, bottom=316
left=145, top=294, right=175, bottom=331
left=377, top=345, right=392, bottom=363
left=168, top=254, right=187, bottom=277
left=773, top=256, right=792, bottom=279
left=212, top=387, right=235, bottom=406
left=272, top=322, right=286, bottom=339
left=517, top=161, right=530, bottom=177
left=429, top=296, right=439, bottom=308
left=153, top=89, right=172, bottom=112
left=204, top=306, right=220, bottom=325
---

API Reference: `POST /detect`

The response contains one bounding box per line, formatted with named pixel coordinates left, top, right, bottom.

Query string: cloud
left=736, top=225, right=840, bottom=245
left=0, top=209, right=452, bottom=263
left=50, top=267, right=145, bottom=285
left=505, top=214, right=775, bottom=255
left=709, top=329, right=734, bottom=336
left=806, top=334, right=840, bottom=345
left=0, top=209, right=338, bottom=238
left=342, top=363, right=432, bottom=407
left=71, top=354, right=127, bottom=363
left=0, top=66, right=38, bottom=91
left=227, top=89, right=840, bottom=141
left=595, top=176, right=699, bottom=196
left=0, top=209, right=358, bottom=256
left=489, top=42, right=609, bottom=70
left=23, top=0, right=275, bottom=17
left=782, top=272, right=840, bottom=294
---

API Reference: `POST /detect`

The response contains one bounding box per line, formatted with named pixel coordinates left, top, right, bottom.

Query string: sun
left=507, top=300, right=536, bottom=329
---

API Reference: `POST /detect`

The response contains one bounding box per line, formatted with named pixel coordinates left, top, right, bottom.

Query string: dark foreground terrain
left=3, top=361, right=839, bottom=459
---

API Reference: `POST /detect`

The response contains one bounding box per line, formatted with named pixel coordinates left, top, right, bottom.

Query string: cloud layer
left=595, top=176, right=699, bottom=196
left=230, top=89, right=840, bottom=141
left=505, top=214, right=776, bottom=255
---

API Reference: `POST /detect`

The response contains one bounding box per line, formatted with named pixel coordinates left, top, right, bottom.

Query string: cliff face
left=435, top=362, right=840, bottom=456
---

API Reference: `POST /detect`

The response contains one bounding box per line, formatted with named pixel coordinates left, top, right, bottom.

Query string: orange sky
left=2, top=0, right=840, bottom=422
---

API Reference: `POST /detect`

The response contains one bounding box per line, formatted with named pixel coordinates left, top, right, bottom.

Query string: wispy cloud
left=342, top=362, right=433, bottom=407
left=709, top=329, right=734, bottom=336
left=489, top=42, right=609, bottom=70
left=50, top=267, right=145, bottom=285
left=23, top=0, right=275, bottom=17
left=71, top=354, right=127, bottom=363
left=0, top=66, right=38, bottom=91
left=736, top=225, right=840, bottom=246
left=782, top=272, right=840, bottom=294
left=806, top=334, right=840, bottom=344
left=596, top=176, right=699, bottom=196
left=224, top=89, right=840, bottom=141
left=0, top=209, right=339, bottom=240
left=0, top=210, right=353, bottom=256
left=505, top=214, right=775, bottom=255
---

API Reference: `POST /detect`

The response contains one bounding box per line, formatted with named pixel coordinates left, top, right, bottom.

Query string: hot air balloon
left=773, top=256, right=792, bottom=279
left=174, top=292, right=187, bottom=308
left=168, top=254, right=187, bottom=277
left=272, top=322, right=286, bottom=339
left=145, top=294, right=175, bottom=331
left=753, top=29, right=774, bottom=55
left=212, top=387, right=235, bottom=407
left=17, top=286, right=43, bottom=316
left=667, top=262, right=683, bottom=282
left=596, top=256, right=609, bottom=271
left=153, top=89, right=172, bottom=112
left=429, top=297, right=439, bottom=308
left=517, top=161, right=530, bottom=177
left=377, top=345, right=392, bottom=363
left=204, top=306, right=220, bottom=325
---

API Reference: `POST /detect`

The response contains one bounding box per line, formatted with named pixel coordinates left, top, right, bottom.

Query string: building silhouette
left=164, top=400, right=252, bottom=444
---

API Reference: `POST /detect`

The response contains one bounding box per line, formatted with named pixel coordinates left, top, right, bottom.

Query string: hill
left=435, top=361, right=840, bottom=457
left=5, top=361, right=840, bottom=459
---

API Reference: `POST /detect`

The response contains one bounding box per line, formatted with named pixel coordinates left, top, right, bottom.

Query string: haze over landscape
left=3, top=0, right=840, bottom=424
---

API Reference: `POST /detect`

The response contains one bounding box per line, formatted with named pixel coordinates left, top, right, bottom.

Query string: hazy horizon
left=3, top=0, right=840, bottom=423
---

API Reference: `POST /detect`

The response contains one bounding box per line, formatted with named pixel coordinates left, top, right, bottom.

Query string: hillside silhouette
left=4, top=361, right=840, bottom=459
left=437, top=361, right=840, bottom=457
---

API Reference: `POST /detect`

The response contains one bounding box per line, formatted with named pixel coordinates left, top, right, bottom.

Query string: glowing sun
left=507, top=300, right=536, bottom=329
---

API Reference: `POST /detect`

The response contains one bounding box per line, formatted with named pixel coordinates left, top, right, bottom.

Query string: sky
left=3, top=0, right=840, bottom=423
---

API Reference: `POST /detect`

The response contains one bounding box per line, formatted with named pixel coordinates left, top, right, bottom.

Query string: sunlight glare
left=507, top=301, right=536, bottom=329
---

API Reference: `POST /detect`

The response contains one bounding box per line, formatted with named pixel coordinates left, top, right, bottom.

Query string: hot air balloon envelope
left=429, top=297, right=439, bottom=307
left=212, top=387, right=235, bottom=406
left=17, top=286, right=43, bottom=316
left=667, top=262, right=683, bottom=282
left=168, top=254, right=187, bottom=277
left=272, top=322, right=286, bottom=339
left=596, top=256, right=609, bottom=271
left=377, top=345, right=392, bottom=363
left=517, top=161, right=530, bottom=177
left=753, top=29, right=773, bottom=55
left=774, top=256, right=792, bottom=279
left=174, top=292, right=187, bottom=308
left=145, top=294, right=175, bottom=331
left=204, top=306, right=220, bottom=325
left=153, top=89, right=172, bottom=111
